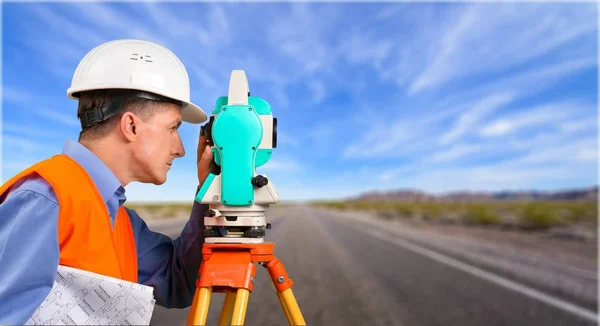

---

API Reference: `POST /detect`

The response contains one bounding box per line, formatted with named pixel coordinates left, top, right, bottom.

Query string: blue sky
left=1, top=2, right=598, bottom=202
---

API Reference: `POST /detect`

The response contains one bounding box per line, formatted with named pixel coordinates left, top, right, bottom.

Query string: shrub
left=563, top=202, right=597, bottom=223
left=394, top=204, right=415, bottom=218
left=421, top=204, right=441, bottom=221
left=464, top=204, right=503, bottom=225
left=518, top=203, right=562, bottom=230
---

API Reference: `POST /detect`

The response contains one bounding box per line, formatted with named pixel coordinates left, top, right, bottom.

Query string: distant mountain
left=351, top=186, right=598, bottom=202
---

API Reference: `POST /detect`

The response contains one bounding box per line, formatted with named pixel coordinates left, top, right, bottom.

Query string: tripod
left=186, top=242, right=306, bottom=325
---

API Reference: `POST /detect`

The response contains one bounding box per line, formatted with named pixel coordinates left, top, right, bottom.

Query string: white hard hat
left=67, top=39, right=207, bottom=124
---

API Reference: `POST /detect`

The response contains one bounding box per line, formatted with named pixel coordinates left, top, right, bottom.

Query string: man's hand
left=197, top=133, right=214, bottom=187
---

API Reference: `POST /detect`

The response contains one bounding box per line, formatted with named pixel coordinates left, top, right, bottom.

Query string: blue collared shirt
left=0, top=139, right=207, bottom=324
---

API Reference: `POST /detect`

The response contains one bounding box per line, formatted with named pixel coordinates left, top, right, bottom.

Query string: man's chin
left=153, top=177, right=167, bottom=186
left=142, top=175, right=167, bottom=186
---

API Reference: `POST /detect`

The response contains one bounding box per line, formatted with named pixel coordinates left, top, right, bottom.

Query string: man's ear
left=120, top=112, right=138, bottom=141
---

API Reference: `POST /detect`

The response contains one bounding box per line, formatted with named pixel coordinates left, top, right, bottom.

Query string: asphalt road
left=148, top=206, right=598, bottom=326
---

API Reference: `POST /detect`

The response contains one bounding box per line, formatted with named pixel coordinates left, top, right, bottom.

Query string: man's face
left=131, top=103, right=185, bottom=185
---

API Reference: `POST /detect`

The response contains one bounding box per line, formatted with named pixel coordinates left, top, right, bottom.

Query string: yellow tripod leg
left=218, top=292, right=237, bottom=325
left=276, top=291, right=293, bottom=325
left=279, top=289, right=306, bottom=325
left=231, top=288, right=250, bottom=325
left=186, top=287, right=212, bottom=325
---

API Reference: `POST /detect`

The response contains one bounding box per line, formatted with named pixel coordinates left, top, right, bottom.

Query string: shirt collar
left=62, top=139, right=126, bottom=205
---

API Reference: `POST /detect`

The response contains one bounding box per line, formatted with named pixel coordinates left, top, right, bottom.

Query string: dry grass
left=311, top=200, right=598, bottom=230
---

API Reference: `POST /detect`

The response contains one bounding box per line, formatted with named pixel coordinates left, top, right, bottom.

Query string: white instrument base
left=205, top=237, right=265, bottom=244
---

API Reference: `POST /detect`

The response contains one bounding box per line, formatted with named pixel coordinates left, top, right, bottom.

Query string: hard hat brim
left=181, top=101, right=208, bottom=124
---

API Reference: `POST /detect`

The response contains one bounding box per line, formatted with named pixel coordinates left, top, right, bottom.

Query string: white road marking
left=358, top=226, right=598, bottom=323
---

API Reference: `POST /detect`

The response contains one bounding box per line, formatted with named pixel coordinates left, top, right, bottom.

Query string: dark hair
left=76, top=89, right=170, bottom=141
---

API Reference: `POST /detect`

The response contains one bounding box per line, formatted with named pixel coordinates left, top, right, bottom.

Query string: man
left=0, top=39, right=212, bottom=323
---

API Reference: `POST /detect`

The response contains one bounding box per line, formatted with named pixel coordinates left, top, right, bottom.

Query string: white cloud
left=508, top=137, right=597, bottom=165
left=376, top=164, right=423, bottom=183
left=266, top=3, right=338, bottom=77
left=409, top=4, right=478, bottom=93
left=409, top=3, right=596, bottom=93
left=3, top=87, right=35, bottom=104
left=479, top=121, right=513, bottom=138
left=575, top=148, right=598, bottom=162
left=308, top=80, right=326, bottom=104
left=429, top=143, right=481, bottom=163
left=15, top=5, right=109, bottom=79
left=406, top=57, right=597, bottom=139
left=440, top=92, right=514, bottom=145
left=275, top=131, right=300, bottom=148
left=478, top=102, right=577, bottom=137
left=464, top=57, right=597, bottom=104
left=141, top=2, right=231, bottom=48
left=37, top=109, right=80, bottom=128
left=342, top=121, right=410, bottom=158
left=370, top=123, right=597, bottom=193
left=270, top=86, right=290, bottom=110
left=2, top=122, right=67, bottom=139
left=3, top=135, right=42, bottom=153
left=258, top=157, right=301, bottom=172
left=342, top=94, right=494, bottom=160
left=71, top=3, right=155, bottom=41
left=559, top=119, right=597, bottom=133
left=27, top=4, right=107, bottom=50
left=1, top=159, right=42, bottom=183
left=380, top=162, right=592, bottom=194
left=375, top=4, right=408, bottom=20
left=3, top=3, right=595, bottom=200
left=338, top=31, right=394, bottom=70
left=308, top=123, right=336, bottom=142
left=468, top=165, right=577, bottom=185
left=188, top=64, right=219, bottom=89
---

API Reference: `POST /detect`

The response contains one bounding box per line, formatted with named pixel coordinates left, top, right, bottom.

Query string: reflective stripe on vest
left=0, top=154, right=138, bottom=283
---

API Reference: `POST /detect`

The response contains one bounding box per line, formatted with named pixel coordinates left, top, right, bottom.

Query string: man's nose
left=174, top=139, right=185, bottom=158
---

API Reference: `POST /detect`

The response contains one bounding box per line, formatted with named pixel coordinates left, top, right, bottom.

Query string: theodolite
left=195, top=70, right=279, bottom=244
left=187, top=70, right=304, bottom=326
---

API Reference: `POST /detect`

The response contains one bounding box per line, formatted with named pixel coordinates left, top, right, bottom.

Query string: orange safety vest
left=0, top=154, right=138, bottom=282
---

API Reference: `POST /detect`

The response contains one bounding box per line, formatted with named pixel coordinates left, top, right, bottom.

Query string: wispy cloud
left=409, top=3, right=596, bottom=93
left=378, top=161, right=594, bottom=194
left=27, top=4, right=107, bottom=50
left=3, top=135, right=43, bottom=153
left=3, top=87, right=34, bottom=104
left=189, top=64, right=219, bottom=89
left=560, top=119, right=597, bottom=134
left=37, top=109, right=81, bottom=128
left=2, top=3, right=595, bottom=199
left=308, top=79, right=326, bottom=104
left=337, top=31, right=394, bottom=71
left=266, top=3, right=338, bottom=77
left=140, top=2, right=231, bottom=48
left=70, top=3, right=155, bottom=41
left=342, top=92, right=514, bottom=160
left=440, top=93, right=515, bottom=145
left=428, top=143, right=482, bottom=163
left=270, top=86, right=291, bottom=110
left=478, top=101, right=578, bottom=138
left=507, top=137, right=597, bottom=165
left=276, top=131, right=300, bottom=148
left=258, top=157, right=302, bottom=172
left=2, top=122, right=67, bottom=139
left=462, top=57, right=597, bottom=104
